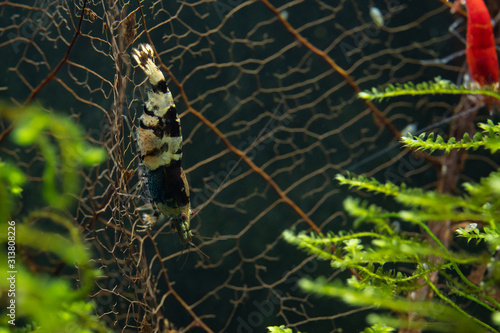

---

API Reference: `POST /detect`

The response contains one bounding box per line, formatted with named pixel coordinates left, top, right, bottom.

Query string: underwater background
left=1, top=0, right=499, bottom=332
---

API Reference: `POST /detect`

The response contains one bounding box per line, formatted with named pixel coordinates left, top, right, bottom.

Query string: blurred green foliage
left=0, top=161, right=26, bottom=224
left=0, top=103, right=109, bottom=332
left=2, top=103, right=106, bottom=210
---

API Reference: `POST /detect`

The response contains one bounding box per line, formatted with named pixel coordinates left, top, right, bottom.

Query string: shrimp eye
left=180, top=213, right=187, bottom=221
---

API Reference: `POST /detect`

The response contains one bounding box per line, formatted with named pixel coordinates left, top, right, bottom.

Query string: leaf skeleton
left=132, top=43, right=192, bottom=244
left=131, top=44, right=289, bottom=245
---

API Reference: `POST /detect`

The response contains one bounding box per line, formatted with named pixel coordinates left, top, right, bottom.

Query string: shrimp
left=132, top=44, right=193, bottom=243
left=465, top=0, right=499, bottom=86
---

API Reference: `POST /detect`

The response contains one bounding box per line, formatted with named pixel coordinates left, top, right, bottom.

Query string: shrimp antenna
left=177, top=243, right=191, bottom=270
left=176, top=239, right=211, bottom=269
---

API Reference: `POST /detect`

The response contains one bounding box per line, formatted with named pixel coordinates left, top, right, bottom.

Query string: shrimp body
left=465, top=0, right=499, bottom=85
left=132, top=44, right=193, bottom=243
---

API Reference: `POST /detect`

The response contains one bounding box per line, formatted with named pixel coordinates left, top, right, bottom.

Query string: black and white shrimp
left=132, top=43, right=192, bottom=243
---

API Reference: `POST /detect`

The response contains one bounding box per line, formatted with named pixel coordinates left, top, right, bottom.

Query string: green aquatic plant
left=401, top=120, right=500, bottom=154
left=276, top=78, right=500, bottom=332
left=267, top=326, right=299, bottom=333
left=0, top=160, right=26, bottom=223
left=0, top=104, right=109, bottom=332
left=284, top=158, right=500, bottom=332
left=0, top=211, right=108, bottom=332
left=267, top=323, right=395, bottom=333
left=358, top=76, right=500, bottom=102
left=1, top=103, right=106, bottom=210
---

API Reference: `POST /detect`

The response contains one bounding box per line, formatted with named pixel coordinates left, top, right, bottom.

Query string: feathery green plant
left=283, top=159, right=500, bottom=332
left=402, top=120, right=500, bottom=154
left=273, top=77, right=500, bottom=332
left=358, top=76, right=500, bottom=102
